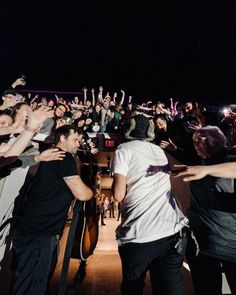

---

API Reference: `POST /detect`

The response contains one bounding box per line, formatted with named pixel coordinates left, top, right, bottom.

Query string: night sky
left=1, top=0, right=236, bottom=104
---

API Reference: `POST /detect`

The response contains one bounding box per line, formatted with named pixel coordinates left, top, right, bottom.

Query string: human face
left=0, top=114, right=13, bottom=127
left=74, top=97, right=79, bottom=104
left=2, top=94, right=16, bottom=104
left=55, top=105, right=66, bottom=117
left=86, top=118, right=92, bottom=125
left=192, top=134, right=208, bottom=159
left=72, top=110, right=82, bottom=119
left=62, top=130, right=82, bottom=155
left=103, top=101, right=109, bottom=109
left=95, top=105, right=101, bottom=112
left=56, top=118, right=67, bottom=129
left=86, top=100, right=91, bottom=107
left=155, top=117, right=167, bottom=131
left=184, top=102, right=193, bottom=113
left=77, top=119, right=85, bottom=127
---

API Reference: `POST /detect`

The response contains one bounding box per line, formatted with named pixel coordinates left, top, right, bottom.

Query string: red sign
left=104, top=140, right=115, bottom=147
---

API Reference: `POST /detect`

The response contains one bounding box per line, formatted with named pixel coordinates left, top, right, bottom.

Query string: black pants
left=118, top=232, right=185, bottom=295
left=11, top=232, right=59, bottom=295
left=109, top=205, right=115, bottom=218
left=186, top=239, right=236, bottom=295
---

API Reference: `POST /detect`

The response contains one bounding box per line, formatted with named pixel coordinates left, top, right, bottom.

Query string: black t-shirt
left=15, top=152, right=78, bottom=236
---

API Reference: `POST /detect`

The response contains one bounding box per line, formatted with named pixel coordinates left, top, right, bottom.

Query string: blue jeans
left=11, top=232, right=59, bottom=295
left=118, top=232, right=185, bottom=295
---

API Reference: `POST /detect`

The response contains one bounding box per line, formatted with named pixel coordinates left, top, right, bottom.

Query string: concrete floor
left=50, top=217, right=195, bottom=295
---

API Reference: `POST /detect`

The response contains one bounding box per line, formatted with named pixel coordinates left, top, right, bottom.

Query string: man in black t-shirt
left=12, top=125, right=93, bottom=295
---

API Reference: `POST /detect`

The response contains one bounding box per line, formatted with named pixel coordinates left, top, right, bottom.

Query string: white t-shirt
left=112, top=140, right=188, bottom=245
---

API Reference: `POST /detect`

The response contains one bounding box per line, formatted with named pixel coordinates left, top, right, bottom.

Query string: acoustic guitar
left=71, top=198, right=99, bottom=260
left=71, top=158, right=99, bottom=261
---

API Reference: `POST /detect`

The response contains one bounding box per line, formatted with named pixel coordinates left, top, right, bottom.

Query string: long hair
left=193, top=126, right=228, bottom=157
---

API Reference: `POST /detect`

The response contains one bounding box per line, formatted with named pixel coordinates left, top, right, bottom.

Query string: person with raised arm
left=173, top=126, right=236, bottom=295
left=120, top=89, right=125, bottom=105
left=174, top=162, right=236, bottom=181
left=98, top=85, right=104, bottom=104
left=2, top=106, right=53, bottom=158
left=91, top=88, right=96, bottom=107
left=82, top=86, right=87, bottom=106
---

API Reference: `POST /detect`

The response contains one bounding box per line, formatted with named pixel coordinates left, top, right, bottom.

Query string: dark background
left=1, top=0, right=236, bottom=104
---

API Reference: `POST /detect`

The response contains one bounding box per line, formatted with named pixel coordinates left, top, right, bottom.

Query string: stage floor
left=50, top=216, right=195, bottom=295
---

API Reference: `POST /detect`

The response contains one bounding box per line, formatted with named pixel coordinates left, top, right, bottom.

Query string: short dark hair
left=53, top=125, right=80, bottom=144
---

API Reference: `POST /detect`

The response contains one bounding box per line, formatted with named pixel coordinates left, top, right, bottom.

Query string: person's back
left=112, top=139, right=188, bottom=295
left=113, top=140, right=186, bottom=244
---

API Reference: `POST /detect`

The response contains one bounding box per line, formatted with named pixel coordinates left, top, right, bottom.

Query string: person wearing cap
left=0, top=89, right=23, bottom=111
left=124, top=105, right=155, bottom=142
left=112, top=114, right=188, bottom=295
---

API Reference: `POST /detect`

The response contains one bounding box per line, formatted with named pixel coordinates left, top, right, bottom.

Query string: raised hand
left=27, top=106, right=54, bottom=130
left=159, top=139, right=177, bottom=151
left=11, top=77, right=26, bottom=88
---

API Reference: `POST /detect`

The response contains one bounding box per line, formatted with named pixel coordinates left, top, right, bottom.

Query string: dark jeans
left=186, top=238, right=236, bottom=295
left=109, top=205, right=115, bottom=218
left=11, top=232, right=59, bottom=295
left=118, top=232, right=185, bottom=295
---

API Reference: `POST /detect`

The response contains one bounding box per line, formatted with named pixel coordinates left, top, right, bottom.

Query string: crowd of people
left=0, top=76, right=236, bottom=295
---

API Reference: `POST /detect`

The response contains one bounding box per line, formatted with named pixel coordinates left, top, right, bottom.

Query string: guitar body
left=71, top=160, right=99, bottom=261
left=72, top=198, right=99, bottom=260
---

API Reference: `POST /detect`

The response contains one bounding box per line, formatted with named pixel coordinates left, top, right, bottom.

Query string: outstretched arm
left=98, top=85, right=103, bottom=103
left=82, top=87, right=87, bottom=105
left=112, top=92, right=117, bottom=103
left=4, top=106, right=53, bottom=157
left=91, top=88, right=96, bottom=107
left=120, top=90, right=125, bottom=105
left=174, top=162, right=236, bottom=181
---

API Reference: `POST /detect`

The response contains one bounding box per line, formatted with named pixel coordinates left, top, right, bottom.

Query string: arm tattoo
left=64, top=175, right=78, bottom=185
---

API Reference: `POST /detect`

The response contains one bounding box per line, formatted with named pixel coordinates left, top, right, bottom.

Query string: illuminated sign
left=104, top=139, right=115, bottom=147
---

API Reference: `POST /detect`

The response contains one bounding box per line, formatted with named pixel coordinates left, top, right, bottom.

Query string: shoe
left=101, top=223, right=106, bottom=226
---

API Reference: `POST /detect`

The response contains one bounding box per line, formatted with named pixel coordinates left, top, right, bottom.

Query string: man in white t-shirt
left=112, top=112, right=188, bottom=295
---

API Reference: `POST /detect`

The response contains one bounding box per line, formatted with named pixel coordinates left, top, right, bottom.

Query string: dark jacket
left=188, top=153, right=236, bottom=262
